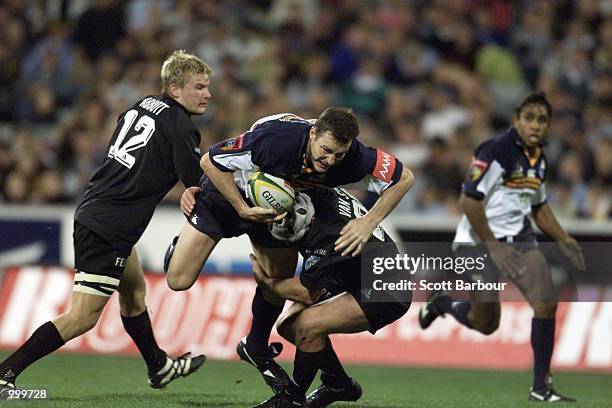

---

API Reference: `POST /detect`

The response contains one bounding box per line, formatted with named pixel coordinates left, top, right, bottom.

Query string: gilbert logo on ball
left=247, top=172, right=295, bottom=213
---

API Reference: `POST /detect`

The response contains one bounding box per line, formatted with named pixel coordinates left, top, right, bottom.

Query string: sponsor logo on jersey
left=220, top=134, right=245, bottom=151
left=191, top=214, right=198, bottom=225
left=372, top=149, right=396, bottom=182
left=468, top=159, right=488, bottom=181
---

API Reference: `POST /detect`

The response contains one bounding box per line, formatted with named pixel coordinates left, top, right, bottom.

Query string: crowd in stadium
left=0, top=0, right=609, bottom=220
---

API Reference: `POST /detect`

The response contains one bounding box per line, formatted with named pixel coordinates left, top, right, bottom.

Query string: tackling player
left=0, top=50, right=210, bottom=397
left=249, top=188, right=411, bottom=407
left=419, top=92, right=585, bottom=402
left=166, top=109, right=413, bottom=393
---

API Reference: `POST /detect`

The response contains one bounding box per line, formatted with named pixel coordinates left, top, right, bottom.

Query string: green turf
left=1, top=352, right=609, bottom=407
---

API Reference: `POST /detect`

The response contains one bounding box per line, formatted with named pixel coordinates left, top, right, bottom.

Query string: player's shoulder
left=248, top=113, right=312, bottom=171
left=474, top=129, right=516, bottom=158
left=141, top=95, right=196, bottom=133
left=250, top=113, right=314, bottom=131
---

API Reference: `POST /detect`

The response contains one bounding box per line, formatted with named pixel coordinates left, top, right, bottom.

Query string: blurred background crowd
left=0, top=0, right=610, bottom=220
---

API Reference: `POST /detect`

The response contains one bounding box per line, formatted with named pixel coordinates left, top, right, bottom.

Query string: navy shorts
left=188, top=181, right=292, bottom=248
left=73, top=220, right=130, bottom=296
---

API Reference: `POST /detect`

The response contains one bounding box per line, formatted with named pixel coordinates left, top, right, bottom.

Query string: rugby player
left=166, top=109, right=413, bottom=392
left=419, top=92, right=585, bottom=402
left=248, top=188, right=411, bottom=407
left=0, top=50, right=210, bottom=397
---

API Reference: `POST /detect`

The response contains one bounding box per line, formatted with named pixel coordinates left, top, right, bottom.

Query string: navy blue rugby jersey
left=206, top=113, right=403, bottom=195
left=454, top=128, right=547, bottom=244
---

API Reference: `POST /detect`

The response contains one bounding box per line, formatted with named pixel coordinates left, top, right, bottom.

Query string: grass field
left=1, top=352, right=610, bottom=407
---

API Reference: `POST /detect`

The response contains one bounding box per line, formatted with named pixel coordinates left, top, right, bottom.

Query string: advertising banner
left=0, top=267, right=609, bottom=372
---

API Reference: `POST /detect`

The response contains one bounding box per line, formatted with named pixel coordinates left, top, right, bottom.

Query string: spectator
left=0, top=0, right=607, bottom=222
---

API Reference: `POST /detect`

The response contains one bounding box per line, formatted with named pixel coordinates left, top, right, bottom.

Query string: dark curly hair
left=515, top=91, right=552, bottom=118
left=314, top=107, right=359, bottom=144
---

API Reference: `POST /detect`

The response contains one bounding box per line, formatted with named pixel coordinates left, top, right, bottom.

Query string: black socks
left=121, top=309, right=167, bottom=373
left=247, top=287, right=284, bottom=354
left=0, top=321, right=65, bottom=383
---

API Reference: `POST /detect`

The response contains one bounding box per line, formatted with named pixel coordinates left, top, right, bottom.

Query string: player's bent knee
left=294, top=315, right=326, bottom=344
left=167, top=276, right=191, bottom=291
left=276, top=319, right=293, bottom=342
left=471, top=317, right=499, bottom=335
left=295, top=332, right=325, bottom=351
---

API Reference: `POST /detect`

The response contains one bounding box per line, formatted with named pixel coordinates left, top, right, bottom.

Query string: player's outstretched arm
left=531, top=203, right=585, bottom=271
left=335, top=166, right=414, bottom=257
left=200, top=153, right=283, bottom=223
left=250, top=254, right=314, bottom=305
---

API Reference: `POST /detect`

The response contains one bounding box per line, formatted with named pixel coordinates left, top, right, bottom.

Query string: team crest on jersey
left=304, top=255, right=321, bottom=270
left=468, top=159, right=488, bottom=181
left=511, top=162, right=524, bottom=179
left=220, top=134, right=245, bottom=151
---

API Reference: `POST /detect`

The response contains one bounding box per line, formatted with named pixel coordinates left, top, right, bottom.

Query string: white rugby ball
left=247, top=172, right=295, bottom=213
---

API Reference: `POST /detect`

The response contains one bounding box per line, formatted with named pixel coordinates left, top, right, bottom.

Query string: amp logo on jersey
left=220, top=134, right=245, bottom=151
left=372, top=149, right=396, bottom=182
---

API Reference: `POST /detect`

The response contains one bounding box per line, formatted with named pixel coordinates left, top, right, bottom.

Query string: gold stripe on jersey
left=503, top=177, right=542, bottom=190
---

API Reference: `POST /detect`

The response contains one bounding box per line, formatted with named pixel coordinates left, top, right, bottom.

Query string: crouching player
left=250, top=188, right=411, bottom=407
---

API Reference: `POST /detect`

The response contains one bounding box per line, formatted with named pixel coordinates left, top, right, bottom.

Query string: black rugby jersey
left=75, top=95, right=203, bottom=247
left=297, top=188, right=393, bottom=292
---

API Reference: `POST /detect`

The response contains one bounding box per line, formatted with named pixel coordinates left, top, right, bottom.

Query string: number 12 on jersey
left=108, top=109, right=156, bottom=169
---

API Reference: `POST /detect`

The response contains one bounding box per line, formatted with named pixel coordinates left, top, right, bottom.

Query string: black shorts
left=454, top=219, right=538, bottom=284
left=354, top=294, right=410, bottom=334
left=305, top=250, right=411, bottom=334
left=314, top=288, right=410, bottom=334
left=188, top=182, right=291, bottom=248
left=73, top=220, right=131, bottom=296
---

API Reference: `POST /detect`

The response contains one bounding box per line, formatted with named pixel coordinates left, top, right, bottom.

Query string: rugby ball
left=247, top=172, right=295, bottom=213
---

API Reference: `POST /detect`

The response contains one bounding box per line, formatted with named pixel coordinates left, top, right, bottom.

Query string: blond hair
left=161, top=50, right=212, bottom=93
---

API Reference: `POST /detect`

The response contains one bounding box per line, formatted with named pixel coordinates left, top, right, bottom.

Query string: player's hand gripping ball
left=246, top=172, right=295, bottom=213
